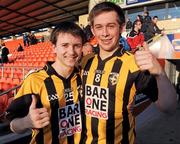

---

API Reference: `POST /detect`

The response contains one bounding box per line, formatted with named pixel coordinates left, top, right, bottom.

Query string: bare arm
left=134, top=48, right=177, bottom=113
left=155, top=71, right=177, bottom=113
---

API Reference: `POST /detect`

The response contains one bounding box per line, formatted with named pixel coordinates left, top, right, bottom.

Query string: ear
left=52, top=44, right=57, bottom=53
left=120, top=23, right=126, bottom=33
left=91, top=26, right=95, bottom=36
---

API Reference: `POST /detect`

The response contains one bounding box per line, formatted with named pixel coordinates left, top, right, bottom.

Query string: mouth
left=66, top=56, right=78, bottom=61
left=101, top=38, right=112, bottom=44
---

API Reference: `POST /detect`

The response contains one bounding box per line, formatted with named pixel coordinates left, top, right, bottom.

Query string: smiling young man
left=6, top=22, right=86, bottom=144
left=80, top=2, right=177, bottom=144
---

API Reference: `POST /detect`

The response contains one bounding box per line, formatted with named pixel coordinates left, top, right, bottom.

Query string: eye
left=108, top=24, right=116, bottom=29
left=95, top=25, right=102, bottom=30
left=74, top=44, right=82, bottom=49
left=62, top=43, right=68, bottom=48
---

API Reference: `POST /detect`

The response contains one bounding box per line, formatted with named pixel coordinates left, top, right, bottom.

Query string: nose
left=102, top=27, right=109, bottom=37
left=69, top=45, right=75, bottom=55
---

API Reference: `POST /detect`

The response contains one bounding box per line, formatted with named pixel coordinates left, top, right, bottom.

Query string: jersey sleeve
left=128, top=55, right=158, bottom=102
left=6, top=74, right=41, bottom=121
left=134, top=71, right=158, bottom=102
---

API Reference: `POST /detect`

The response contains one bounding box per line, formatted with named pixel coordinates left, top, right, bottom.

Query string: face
left=135, top=22, right=142, bottom=30
left=83, top=42, right=93, bottom=56
left=91, top=11, right=122, bottom=52
left=54, top=33, right=83, bottom=68
left=153, top=18, right=158, bottom=24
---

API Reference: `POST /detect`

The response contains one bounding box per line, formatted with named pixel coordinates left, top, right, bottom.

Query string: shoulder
left=119, top=52, right=139, bottom=73
left=128, top=31, right=137, bottom=38
left=80, top=53, right=95, bottom=69
left=24, top=68, right=47, bottom=82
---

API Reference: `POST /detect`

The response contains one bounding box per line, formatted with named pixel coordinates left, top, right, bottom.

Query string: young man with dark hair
left=80, top=2, right=177, bottom=144
left=6, top=21, right=86, bottom=144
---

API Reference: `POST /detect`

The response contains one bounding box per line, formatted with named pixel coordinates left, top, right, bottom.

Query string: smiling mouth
left=102, top=39, right=112, bottom=44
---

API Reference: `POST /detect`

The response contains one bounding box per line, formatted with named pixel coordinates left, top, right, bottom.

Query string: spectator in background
left=119, top=35, right=130, bottom=51
left=0, top=43, right=9, bottom=63
left=29, top=32, right=37, bottom=45
left=152, top=16, right=164, bottom=35
left=136, top=14, right=143, bottom=23
left=23, top=33, right=29, bottom=47
left=84, top=23, right=94, bottom=42
left=127, top=20, right=146, bottom=53
left=82, top=42, right=93, bottom=56
left=17, top=43, right=23, bottom=52
left=143, top=11, right=151, bottom=23
left=141, top=11, right=152, bottom=37
left=144, top=16, right=164, bottom=41
left=126, top=18, right=133, bottom=30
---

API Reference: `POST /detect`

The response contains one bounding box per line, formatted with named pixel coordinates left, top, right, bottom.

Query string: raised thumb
left=29, top=95, right=37, bottom=110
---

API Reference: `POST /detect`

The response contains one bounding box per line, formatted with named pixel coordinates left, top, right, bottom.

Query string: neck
left=99, top=45, right=119, bottom=60
left=134, top=27, right=139, bottom=32
left=52, top=61, right=74, bottom=78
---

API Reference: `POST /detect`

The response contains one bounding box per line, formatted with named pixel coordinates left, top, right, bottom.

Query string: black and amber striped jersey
left=80, top=48, right=158, bottom=144
left=6, top=62, right=83, bottom=144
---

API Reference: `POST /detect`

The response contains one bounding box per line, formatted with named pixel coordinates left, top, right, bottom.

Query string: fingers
left=28, top=95, right=50, bottom=129
left=29, top=95, right=37, bottom=110
left=135, top=50, right=153, bottom=70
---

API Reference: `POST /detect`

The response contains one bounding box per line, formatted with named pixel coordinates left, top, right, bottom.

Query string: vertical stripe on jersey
left=35, top=94, right=44, bottom=144
left=91, top=60, right=105, bottom=144
left=106, top=59, right=122, bottom=144
left=121, top=71, right=134, bottom=144
left=80, top=57, right=94, bottom=144
left=63, top=79, right=74, bottom=144
left=44, top=77, right=59, bottom=144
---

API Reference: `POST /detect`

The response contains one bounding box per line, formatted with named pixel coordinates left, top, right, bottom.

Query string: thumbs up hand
left=134, top=42, right=163, bottom=75
left=26, top=95, right=50, bottom=129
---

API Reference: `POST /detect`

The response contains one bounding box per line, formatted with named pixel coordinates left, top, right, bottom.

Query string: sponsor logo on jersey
left=94, top=69, right=105, bottom=74
left=47, top=93, right=59, bottom=101
left=83, top=70, right=89, bottom=76
left=59, top=102, right=82, bottom=137
left=108, top=72, right=119, bottom=86
left=85, top=84, right=109, bottom=120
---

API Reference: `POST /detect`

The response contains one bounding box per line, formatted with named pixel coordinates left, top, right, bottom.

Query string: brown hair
left=89, top=2, right=125, bottom=27
left=50, top=21, right=86, bottom=46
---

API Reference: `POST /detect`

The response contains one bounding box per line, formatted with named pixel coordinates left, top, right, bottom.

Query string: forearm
left=155, top=71, right=177, bottom=113
left=10, top=116, right=31, bottom=133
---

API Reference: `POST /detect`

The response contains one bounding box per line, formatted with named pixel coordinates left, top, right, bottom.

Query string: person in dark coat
left=0, top=43, right=9, bottom=63
left=17, top=43, right=24, bottom=52
left=144, top=16, right=164, bottom=41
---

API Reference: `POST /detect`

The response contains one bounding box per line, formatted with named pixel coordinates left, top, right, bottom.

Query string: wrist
left=155, top=70, right=166, bottom=79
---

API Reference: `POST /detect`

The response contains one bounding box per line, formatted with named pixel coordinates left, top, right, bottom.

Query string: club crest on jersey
left=108, top=72, right=119, bottom=86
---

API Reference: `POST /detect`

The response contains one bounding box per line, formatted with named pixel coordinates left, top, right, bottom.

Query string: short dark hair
left=89, top=2, right=125, bottom=27
left=144, top=11, right=149, bottom=15
left=50, top=21, right=86, bottom=45
left=153, top=16, right=158, bottom=19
